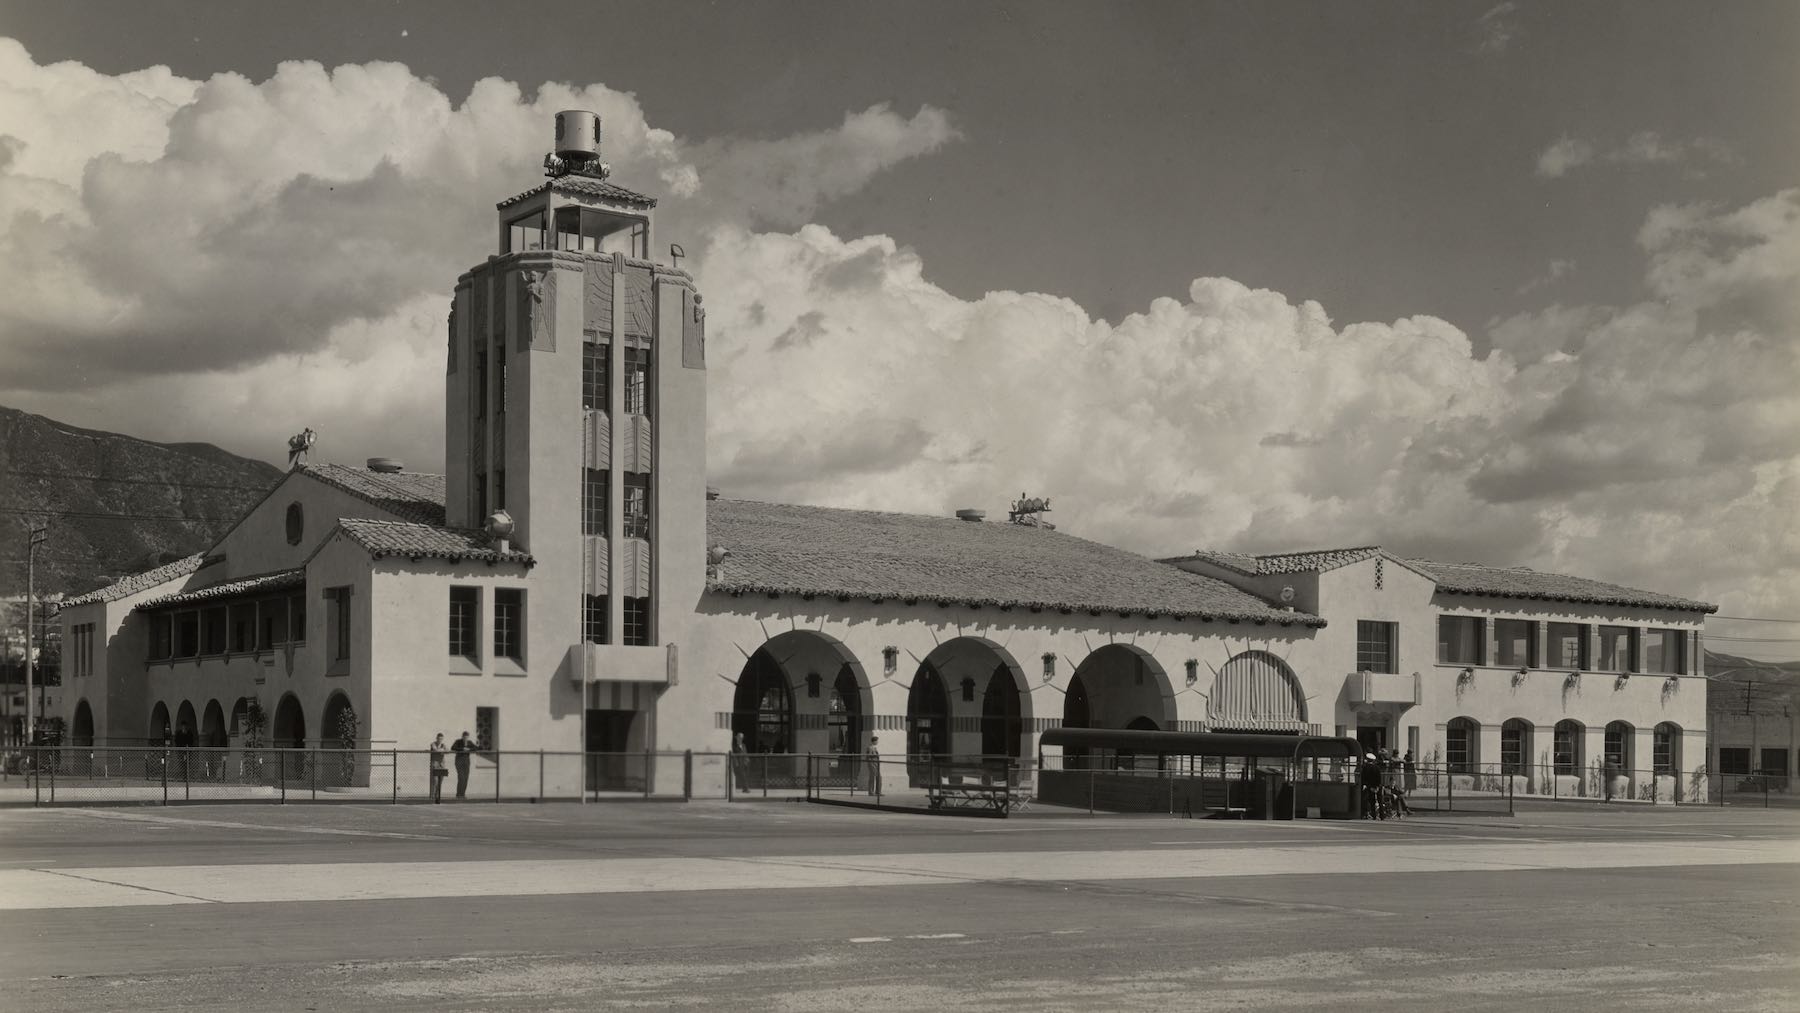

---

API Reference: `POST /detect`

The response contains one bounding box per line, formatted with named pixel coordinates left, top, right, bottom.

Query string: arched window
left=1653, top=722, right=1681, bottom=775
left=1209, top=650, right=1306, bottom=731
left=1553, top=720, right=1583, bottom=775
left=1604, top=720, right=1634, bottom=769
left=1446, top=717, right=1479, bottom=774
left=1500, top=718, right=1530, bottom=775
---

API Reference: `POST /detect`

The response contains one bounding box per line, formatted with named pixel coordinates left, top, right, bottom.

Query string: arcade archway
left=272, top=693, right=306, bottom=748
left=907, top=638, right=1033, bottom=770
left=730, top=631, right=871, bottom=788
left=148, top=701, right=171, bottom=743
left=175, top=700, right=198, bottom=743
left=1068, top=644, right=1175, bottom=731
left=201, top=700, right=227, bottom=747
left=71, top=700, right=93, bottom=748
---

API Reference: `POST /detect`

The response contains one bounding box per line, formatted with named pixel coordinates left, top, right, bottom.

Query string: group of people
left=728, top=731, right=883, bottom=796
left=427, top=731, right=480, bottom=802
left=1360, top=747, right=1416, bottom=819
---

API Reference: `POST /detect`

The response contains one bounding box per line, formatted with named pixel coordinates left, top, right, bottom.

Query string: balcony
left=1347, top=671, right=1418, bottom=707
left=568, top=642, right=672, bottom=684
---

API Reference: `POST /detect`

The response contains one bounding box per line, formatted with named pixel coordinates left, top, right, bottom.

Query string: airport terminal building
left=55, top=113, right=1717, bottom=801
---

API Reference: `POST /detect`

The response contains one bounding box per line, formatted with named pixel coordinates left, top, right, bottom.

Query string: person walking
left=452, top=730, right=477, bottom=799
left=428, top=733, right=448, bottom=803
left=731, top=731, right=749, bottom=794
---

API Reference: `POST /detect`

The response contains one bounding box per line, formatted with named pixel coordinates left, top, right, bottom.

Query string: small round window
left=285, top=502, right=304, bottom=545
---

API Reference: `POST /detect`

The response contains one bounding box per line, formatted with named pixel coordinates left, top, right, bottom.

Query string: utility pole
left=24, top=524, right=48, bottom=747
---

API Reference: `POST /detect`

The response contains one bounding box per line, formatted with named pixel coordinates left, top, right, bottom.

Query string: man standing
left=865, top=735, right=881, bottom=797
left=452, top=730, right=477, bottom=799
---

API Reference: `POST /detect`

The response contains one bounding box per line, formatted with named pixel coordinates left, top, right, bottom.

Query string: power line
left=1, top=469, right=272, bottom=493
left=1711, top=615, right=1800, bottom=624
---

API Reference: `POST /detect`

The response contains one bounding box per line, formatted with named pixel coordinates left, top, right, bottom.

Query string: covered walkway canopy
left=1037, top=728, right=1365, bottom=819
left=1040, top=728, right=1361, bottom=764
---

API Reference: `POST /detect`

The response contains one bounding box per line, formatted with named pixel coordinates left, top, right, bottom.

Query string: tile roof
left=1172, top=546, right=1437, bottom=580
left=497, top=174, right=657, bottom=210
left=137, top=569, right=305, bottom=610
left=705, top=500, right=1320, bottom=625
left=337, top=518, right=535, bottom=565
left=60, top=554, right=207, bottom=608
left=300, top=464, right=446, bottom=526
left=1411, top=560, right=1716, bottom=614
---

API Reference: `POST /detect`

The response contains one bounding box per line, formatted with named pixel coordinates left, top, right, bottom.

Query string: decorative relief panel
left=620, top=414, right=653, bottom=473
left=621, top=263, right=654, bottom=338
left=584, top=410, right=611, bottom=470
left=585, top=534, right=609, bottom=595
left=584, top=260, right=614, bottom=334
left=517, top=269, right=554, bottom=353
left=619, top=538, right=652, bottom=598
left=682, top=289, right=705, bottom=369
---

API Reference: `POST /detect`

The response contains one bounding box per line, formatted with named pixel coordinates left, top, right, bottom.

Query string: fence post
left=538, top=750, right=545, bottom=801
left=643, top=751, right=653, bottom=798
left=392, top=750, right=399, bottom=803
left=683, top=750, right=693, bottom=801
left=1088, top=767, right=1096, bottom=816
left=279, top=750, right=286, bottom=804
left=495, top=751, right=501, bottom=803
left=183, top=749, right=190, bottom=801
left=311, top=748, right=318, bottom=801
left=162, top=748, right=169, bottom=806
left=33, top=748, right=41, bottom=807
left=806, top=752, right=814, bottom=800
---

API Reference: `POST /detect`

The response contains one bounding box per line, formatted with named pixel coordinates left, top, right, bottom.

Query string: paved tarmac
left=3, top=802, right=1796, bottom=1011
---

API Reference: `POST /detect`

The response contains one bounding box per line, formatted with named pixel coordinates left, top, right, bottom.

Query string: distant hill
left=0, top=406, right=283, bottom=598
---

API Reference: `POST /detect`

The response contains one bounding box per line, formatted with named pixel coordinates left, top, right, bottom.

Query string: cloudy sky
left=1, top=1, right=1796, bottom=658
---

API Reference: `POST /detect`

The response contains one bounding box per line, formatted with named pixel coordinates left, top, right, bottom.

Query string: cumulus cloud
left=2, top=41, right=1796, bottom=640
left=1517, top=257, right=1575, bottom=294
left=1535, top=131, right=1739, bottom=179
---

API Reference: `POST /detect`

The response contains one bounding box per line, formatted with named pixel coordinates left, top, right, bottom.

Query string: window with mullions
left=175, top=611, right=200, bottom=659
left=582, top=468, right=609, bottom=536
left=1437, top=616, right=1484, bottom=665
left=229, top=604, right=255, bottom=653
left=449, top=586, right=479, bottom=662
left=1493, top=618, right=1534, bottom=668
left=258, top=598, right=288, bottom=650
left=623, top=597, right=651, bottom=646
left=289, top=593, right=305, bottom=644
left=331, top=588, right=352, bottom=661
left=1653, top=722, right=1679, bottom=774
left=582, top=594, right=608, bottom=645
left=505, top=209, right=547, bottom=253
left=494, top=589, right=523, bottom=663
left=1597, top=625, right=1636, bottom=672
left=148, top=614, right=172, bottom=661
left=582, top=342, right=610, bottom=411
left=1546, top=622, right=1586, bottom=669
left=475, top=352, right=488, bottom=419
left=202, top=607, right=227, bottom=655
left=1553, top=720, right=1583, bottom=775
left=1445, top=717, right=1478, bottom=774
left=623, top=473, right=650, bottom=540
left=624, top=347, right=650, bottom=416
left=1501, top=719, right=1529, bottom=775
left=1356, top=621, right=1396, bottom=673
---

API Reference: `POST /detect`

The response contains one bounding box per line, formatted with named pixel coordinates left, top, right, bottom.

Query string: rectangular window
left=1437, top=616, right=1483, bottom=665
left=1597, top=625, right=1635, bottom=672
left=1493, top=619, right=1535, bottom=668
left=175, top=611, right=200, bottom=659
left=583, top=594, right=608, bottom=645
left=582, top=342, right=609, bottom=411
left=475, top=471, right=487, bottom=523
left=1553, top=723, right=1581, bottom=775
left=1760, top=748, right=1789, bottom=776
left=288, top=593, right=306, bottom=645
left=582, top=468, right=609, bottom=536
left=1500, top=723, right=1525, bottom=775
left=1717, top=747, right=1751, bottom=776
left=1643, top=628, right=1685, bottom=675
left=201, top=607, right=227, bottom=655
left=1445, top=722, right=1473, bottom=774
left=449, top=587, right=480, bottom=661
left=148, top=614, right=172, bottom=661
left=495, top=468, right=506, bottom=511
left=258, top=597, right=288, bottom=650
left=1355, top=621, right=1396, bottom=673
left=1546, top=622, right=1585, bottom=669
left=494, top=589, right=523, bottom=663
left=229, top=604, right=255, bottom=653
left=496, top=360, right=507, bottom=415
left=623, top=473, right=651, bottom=540
left=475, top=352, right=488, bottom=419
left=623, top=347, right=650, bottom=416
left=623, top=597, right=651, bottom=646
left=332, top=588, right=352, bottom=661
left=1652, top=726, right=1675, bottom=774
left=475, top=706, right=498, bottom=755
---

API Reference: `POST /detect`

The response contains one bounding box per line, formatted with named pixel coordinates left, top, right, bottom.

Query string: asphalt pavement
left=2, top=801, right=1796, bottom=1011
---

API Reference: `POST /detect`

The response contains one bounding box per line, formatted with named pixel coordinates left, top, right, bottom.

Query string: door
left=1356, top=725, right=1388, bottom=755
left=586, top=709, right=638, bottom=792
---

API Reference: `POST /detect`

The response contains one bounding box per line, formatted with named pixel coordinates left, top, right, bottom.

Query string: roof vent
left=366, top=457, right=404, bottom=474
left=705, top=485, right=721, bottom=501
left=955, top=509, right=986, bottom=522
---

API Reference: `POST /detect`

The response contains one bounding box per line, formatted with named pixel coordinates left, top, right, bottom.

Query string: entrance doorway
left=1356, top=724, right=1388, bottom=755
left=586, top=708, right=639, bottom=792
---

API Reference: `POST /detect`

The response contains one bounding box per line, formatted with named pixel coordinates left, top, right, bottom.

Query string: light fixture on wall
left=1042, top=652, right=1057, bottom=683
left=1184, top=659, right=1199, bottom=686
left=882, top=646, right=899, bottom=677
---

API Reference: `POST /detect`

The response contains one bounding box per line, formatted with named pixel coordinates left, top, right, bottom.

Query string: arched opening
left=1445, top=717, right=1479, bottom=773
left=1063, top=674, right=1092, bottom=766
left=1653, top=722, right=1681, bottom=775
left=321, top=692, right=360, bottom=788
left=1553, top=719, right=1584, bottom=776
left=1604, top=720, right=1634, bottom=769
left=729, top=630, right=871, bottom=791
left=1500, top=718, right=1530, bottom=776
left=1208, top=650, right=1306, bottom=732
left=201, top=700, right=227, bottom=747
left=174, top=700, right=198, bottom=746
left=71, top=700, right=94, bottom=747
left=1072, top=644, right=1176, bottom=732
left=910, top=638, right=1033, bottom=771
left=272, top=693, right=306, bottom=748
left=148, top=701, right=171, bottom=744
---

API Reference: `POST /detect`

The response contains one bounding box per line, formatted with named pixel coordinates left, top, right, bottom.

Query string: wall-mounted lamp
left=1184, top=659, right=1199, bottom=686
left=882, top=646, right=899, bottom=678
left=1042, top=652, right=1058, bottom=683
left=960, top=677, right=976, bottom=702
left=805, top=672, right=822, bottom=699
